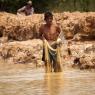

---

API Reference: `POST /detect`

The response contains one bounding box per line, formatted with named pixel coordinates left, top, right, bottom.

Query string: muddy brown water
left=0, top=60, right=95, bottom=95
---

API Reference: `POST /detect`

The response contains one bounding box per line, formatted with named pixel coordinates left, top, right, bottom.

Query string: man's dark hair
left=44, top=12, right=53, bottom=20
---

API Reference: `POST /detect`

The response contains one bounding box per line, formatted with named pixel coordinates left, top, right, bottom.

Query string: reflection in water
left=0, top=62, right=95, bottom=95
left=44, top=73, right=64, bottom=95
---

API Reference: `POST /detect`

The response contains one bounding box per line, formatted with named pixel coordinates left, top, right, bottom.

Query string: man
left=17, top=0, right=34, bottom=16
left=39, top=12, right=62, bottom=72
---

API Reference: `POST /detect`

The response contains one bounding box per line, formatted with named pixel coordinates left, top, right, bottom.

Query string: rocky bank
left=0, top=12, right=95, bottom=69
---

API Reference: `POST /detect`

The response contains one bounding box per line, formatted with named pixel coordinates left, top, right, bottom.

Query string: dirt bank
left=0, top=39, right=95, bottom=69
left=0, top=12, right=95, bottom=69
left=0, top=12, right=95, bottom=41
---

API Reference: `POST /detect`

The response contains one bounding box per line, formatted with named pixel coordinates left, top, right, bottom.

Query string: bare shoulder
left=53, top=23, right=60, bottom=28
left=54, top=24, right=61, bottom=32
left=39, top=24, right=45, bottom=30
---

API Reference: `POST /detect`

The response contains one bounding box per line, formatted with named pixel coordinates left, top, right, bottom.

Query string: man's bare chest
left=43, top=27, right=57, bottom=36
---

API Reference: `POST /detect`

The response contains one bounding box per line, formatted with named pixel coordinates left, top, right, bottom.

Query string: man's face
left=27, top=4, right=32, bottom=8
left=45, top=17, right=53, bottom=25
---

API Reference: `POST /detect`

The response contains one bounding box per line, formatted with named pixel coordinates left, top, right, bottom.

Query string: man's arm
left=30, top=7, right=34, bottom=14
left=56, top=26, right=67, bottom=44
left=39, top=25, right=44, bottom=40
left=56, top=26, right=61, bottom=34
left=17, top=6, right=25, bottom=13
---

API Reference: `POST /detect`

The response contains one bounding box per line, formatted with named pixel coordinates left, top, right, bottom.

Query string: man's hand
left=57, top=38, right=62, bottom=46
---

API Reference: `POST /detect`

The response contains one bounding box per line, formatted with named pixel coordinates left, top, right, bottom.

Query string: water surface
left=0, top=62, right=95, bottom=95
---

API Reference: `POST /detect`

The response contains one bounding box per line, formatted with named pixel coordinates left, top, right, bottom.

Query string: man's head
left=27, top=0, right=32, bottom=7
left=44, top=12, right=53, bottom=25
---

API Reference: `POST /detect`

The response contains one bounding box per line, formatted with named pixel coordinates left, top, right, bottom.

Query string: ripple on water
left=0, top=63, right=95, bottom=95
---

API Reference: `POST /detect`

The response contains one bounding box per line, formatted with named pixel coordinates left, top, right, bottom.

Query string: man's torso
left=41, top=24, right=60, bottom=42
left=24, top=7, right=33, bottom=15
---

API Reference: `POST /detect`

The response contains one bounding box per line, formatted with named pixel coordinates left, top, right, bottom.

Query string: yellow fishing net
left=43, top=39, right=62, bottom=72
